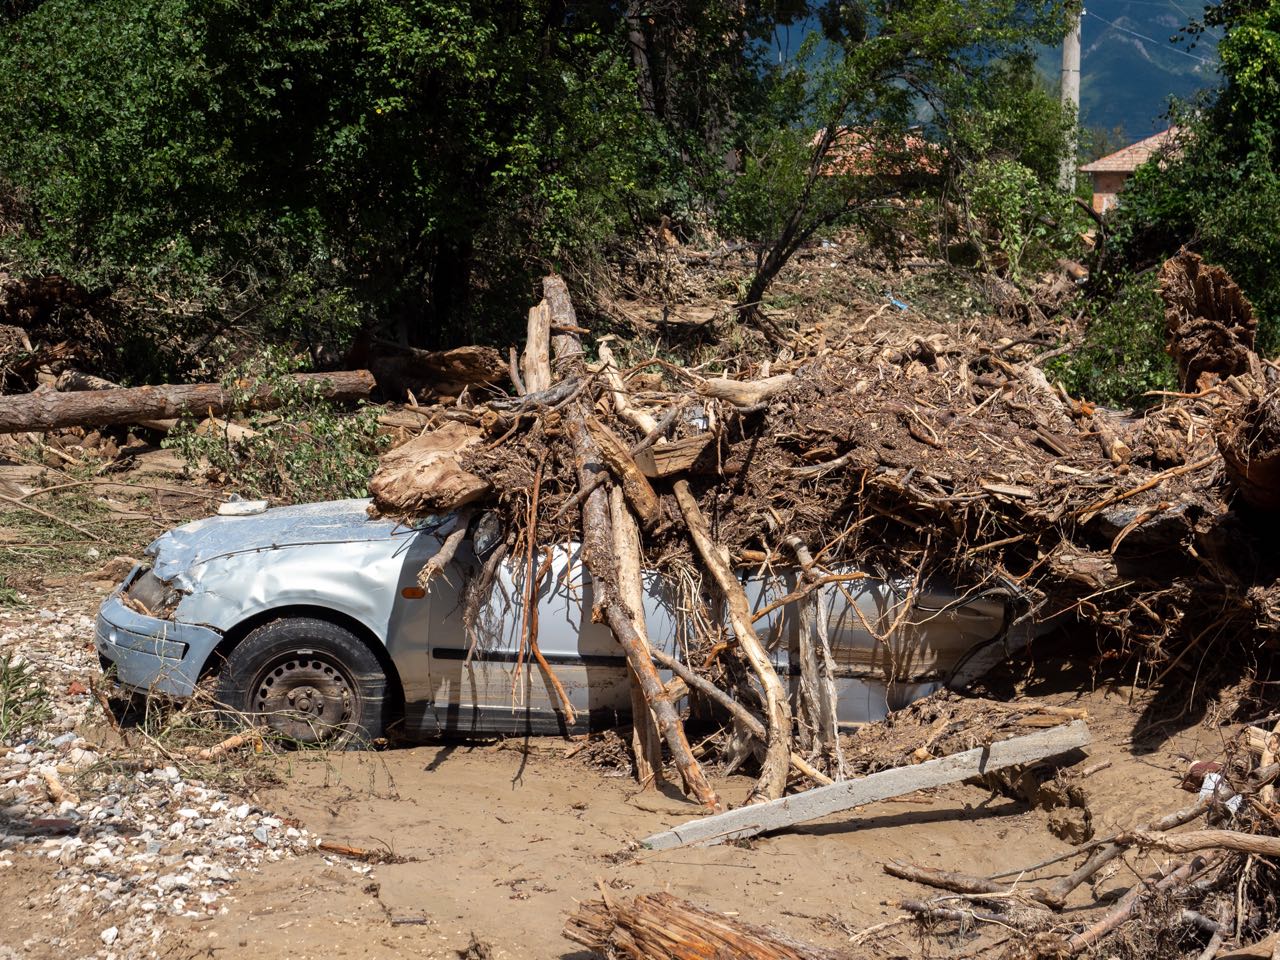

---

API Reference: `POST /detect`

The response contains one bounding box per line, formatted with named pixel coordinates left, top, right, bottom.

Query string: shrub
left=1047, top=272, right=1177, bottom=409
left=0, top=653, right=50, bottom=744
left=165, top=349, right=388, bottom=503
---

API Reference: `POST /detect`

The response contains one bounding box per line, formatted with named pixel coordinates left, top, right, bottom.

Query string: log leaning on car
left=0, top=370, right=376, bottom=433
left=539, top=276, right=722, bottom=812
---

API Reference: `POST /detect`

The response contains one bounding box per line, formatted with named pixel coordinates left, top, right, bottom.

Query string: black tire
left=216, top=617, right=387, bottom=748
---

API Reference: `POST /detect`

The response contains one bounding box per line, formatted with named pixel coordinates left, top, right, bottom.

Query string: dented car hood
left=147, top=499, right=417, bottom=582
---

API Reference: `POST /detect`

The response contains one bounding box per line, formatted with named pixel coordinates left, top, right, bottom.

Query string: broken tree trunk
left=1157, top=252, right=1280, bottom=511
left=368, top=420, right=492, bottom=515
left=587, top=418, right=663, bottom=530
left=564, top=891, right=853, bottom=960
left=611, top=485, right=664, bottom=788
left=1217, top=389, right=1280, bottom=512
left=0, top=370, right=375, bottom=434
left=521, top=300, right=553, bottom=394
left=673, top=478, right=793, bottom=802
left=786, top=535, right=845, bottom=779
left=1158, top=252, right=1260, bottom=392
left=542, top=276, right=719, bottom=811
left=641, top=720, right=1090, bottom=849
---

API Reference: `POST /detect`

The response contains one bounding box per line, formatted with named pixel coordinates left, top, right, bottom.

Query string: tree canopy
left=0, top=0, right=1074, bottom=375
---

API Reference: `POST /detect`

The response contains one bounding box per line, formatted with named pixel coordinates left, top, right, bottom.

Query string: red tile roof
left=813, top=128, right=944, bottom=176
left=1080, top=128, right=1180, bottom=173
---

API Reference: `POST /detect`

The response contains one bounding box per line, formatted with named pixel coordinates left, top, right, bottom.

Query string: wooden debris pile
left=367, top=255, right=1279, bottom=810
left=871, top=721, right=1280, bottom=959
left=559, top=719, right=1280, bottom=959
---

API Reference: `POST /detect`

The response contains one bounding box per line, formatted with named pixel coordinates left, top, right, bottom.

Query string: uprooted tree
left=368, top=255, right=1280, bottom=809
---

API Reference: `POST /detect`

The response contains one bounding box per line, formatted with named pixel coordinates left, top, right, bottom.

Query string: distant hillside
left=1062, top=0, right=1220, bottom=141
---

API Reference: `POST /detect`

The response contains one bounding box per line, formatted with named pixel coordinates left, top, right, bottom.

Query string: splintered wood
left=564, top=891, right=853, bottom=960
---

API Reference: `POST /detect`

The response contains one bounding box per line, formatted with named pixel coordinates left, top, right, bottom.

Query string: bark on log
left=612, top=485, right=664, bottom=788
left=786, top=535, right=844, bottom=778
left=1127, top=828, right=1280, bottom=857
left=883, top=860, right=1007, bottom=895
left=673, top=479, right=793, bottom=802
left=563, top=891, right=853, bottom=960
left=55, top=368, right=177, bottom=432
left=362, top=342, right=507, bottom=398
left=544, top=276, right=719, bottom=811
left=0, top=370, right=375, bottom=434
left=587, top=418, right=662, bottom=530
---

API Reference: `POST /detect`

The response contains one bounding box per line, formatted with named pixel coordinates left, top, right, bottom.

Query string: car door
left=427, top=540, right=634, bottom=736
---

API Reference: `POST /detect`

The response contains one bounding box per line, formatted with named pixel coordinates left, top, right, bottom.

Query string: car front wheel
left=215, top=617, right=387, bottom=748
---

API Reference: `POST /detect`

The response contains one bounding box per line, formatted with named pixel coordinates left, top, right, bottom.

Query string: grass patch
left=0, top=653, right=51, bottom=744
left=0, top=490, right=153, bottom=584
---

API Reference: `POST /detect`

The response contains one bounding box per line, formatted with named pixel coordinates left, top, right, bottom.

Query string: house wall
left=1089, top=171, right=1130, bottom=212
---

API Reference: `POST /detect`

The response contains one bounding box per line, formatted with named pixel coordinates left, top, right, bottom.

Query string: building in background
left=1080, top=128, right=1179, bottom=213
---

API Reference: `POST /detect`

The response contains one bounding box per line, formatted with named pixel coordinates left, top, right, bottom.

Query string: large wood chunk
left=368, top=420, right=491, bottom=515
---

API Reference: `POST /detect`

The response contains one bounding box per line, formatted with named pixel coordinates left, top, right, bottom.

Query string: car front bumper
left=95, top=568, right=223, bottom=697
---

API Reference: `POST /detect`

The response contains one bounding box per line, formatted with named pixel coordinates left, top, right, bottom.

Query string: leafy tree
left=715, top=0, right=1072, bottom=323
left=0, top=0, right=660, bottom=372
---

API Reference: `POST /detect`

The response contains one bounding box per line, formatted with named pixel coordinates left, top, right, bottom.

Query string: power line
left=1083, top=9, right=1217, bottom=65
left=1111, top=0, right=1196, bottom=18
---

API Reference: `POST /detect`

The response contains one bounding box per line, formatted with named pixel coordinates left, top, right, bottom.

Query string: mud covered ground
left=0, top=474, right=1242, bottom=960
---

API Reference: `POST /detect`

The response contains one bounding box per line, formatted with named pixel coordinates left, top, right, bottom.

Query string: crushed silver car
left=97, top=499, right=1028, bottom=744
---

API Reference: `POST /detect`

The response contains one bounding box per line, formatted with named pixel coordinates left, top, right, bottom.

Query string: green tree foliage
left=1109, top=0, right=1280, bottom=351
left=715, top=2, right=1073, bottom=316
left=0, top=0, right=1079, bottom=374
left=0, top=0, right=657, bottom=367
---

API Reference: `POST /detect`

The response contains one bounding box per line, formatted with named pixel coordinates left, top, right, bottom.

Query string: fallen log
left=544, top=276, right=719, bottom=811
left=362, top=342, right=507, bottom=398
left=1127, top=828, right=1280, bottom=857
left=563, top=891, right=852, bottom=960
left=673, top=479, right=793, bottom=802
left=587, top=418, right=662, bottom=530
left=642, top=721, right=1090, bottom=850
left=0, top=370, right=375, bottom=434
left=612, top=485, right=664, bottom=788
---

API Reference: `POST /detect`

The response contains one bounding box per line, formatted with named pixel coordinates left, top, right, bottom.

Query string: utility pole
left=1058, top=3, right=1082, bottom=192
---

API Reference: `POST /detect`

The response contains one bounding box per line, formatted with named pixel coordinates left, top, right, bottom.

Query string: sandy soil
left=160, top=674, right=1224, bottom=960
left=0, top=454, right=1245, bottom=960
